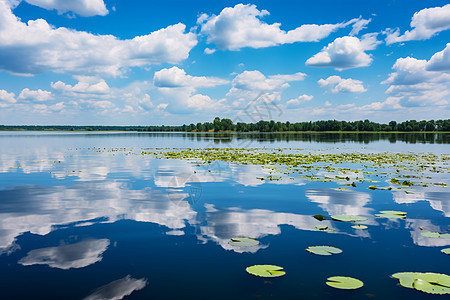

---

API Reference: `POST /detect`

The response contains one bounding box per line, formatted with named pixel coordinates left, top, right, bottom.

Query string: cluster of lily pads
left=140, top=148, right=449, bottom=294
left=141, top=148, right=449, bottom=190
left=228, top=212, right=450, bottom=294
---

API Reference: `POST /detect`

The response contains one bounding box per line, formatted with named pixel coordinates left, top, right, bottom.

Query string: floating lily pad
left=246, top=265, right=285, bottom=278
left=442, top=248, right=450, bottom=255
left=228, top=237, right=259, bottom=247
left=331, top=215, right=368, bottom=222
left=326, top=276, right=363, bottom=290
left=375, top=210, right=407, bottom=219
left=420, top=232, right=450, bottom=239
left=392, top=272, right=450, bottom=295
left=313, top=214, right=327, bottom=221
left=306, top=246, right=342, bottom=256
left=352, top=224, right=368, bottom=229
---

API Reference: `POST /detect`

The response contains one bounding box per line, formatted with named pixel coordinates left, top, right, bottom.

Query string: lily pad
left=246, top=265, right=285, bottom=278
left=375, top=210, right=407, bottom=219
left=392, top=272, right=450, bottom=295
left=313, top=214, right=327, bottom=221
left=326, top=276, right=363, bottom=290
left=306, top=246, right=342, bottom=256
left=228, top=237, right=259, bottom=247
left=352, top=224, right=368, bottom=229
left=442, top=248, right=450, bottom=255
left=420, top=232, right=450, bottom=239
left=331, top=215, right=368, bottom=222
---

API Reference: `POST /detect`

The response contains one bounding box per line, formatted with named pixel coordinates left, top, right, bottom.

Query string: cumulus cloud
left=23, top=0, right=108, bottom=17
left=426, top=43, right=450, bottom=72
left=0, top=1, right=197, bottom=76
left=198, top=4, right=364, bottom=51
left=153, top=66, right=229, bottom=88
left=382, top=54, right=450, bottom=107
left=385, top=4, right=450, bottom=44
left=18, top=88, right=53, bottom=101
left=286, top=94, right=313, bottom=109
left=0, top=89, right=16, bottom=103
left=318, top=75, right=367, bottom=93
left=306, top=34, right=380, bottom=70
left=231, top=70, right=305, bottom=91
left=52, top=76, right=110, bottom=95
left=153, top=67, right=229, bottom=113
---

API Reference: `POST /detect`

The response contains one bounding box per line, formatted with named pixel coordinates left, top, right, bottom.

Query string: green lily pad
left=420, top=232, right=450, bottom=239
left=352, top=224, right=368, bottom=229
left=228, top=237, right=259, bottom=247
left=375, top=210, right=407, bottom=219
left=380, top=210, right=406, bottom=215
left=331, top=215, right=368, bottom=222
left=326, top=276, right=364, bottom=290
left=246, top=265, right=286, bottom=278
left=313, top=214, right=327, bottom=221
left=306, top=246, right=342, bottom=256
left=392, top=272, right=450, bottom=295
left=442, top=248, right=450, bottom=255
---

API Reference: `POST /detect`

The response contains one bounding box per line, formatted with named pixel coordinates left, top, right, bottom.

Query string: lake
left=0, top=132, right=449, bottom=299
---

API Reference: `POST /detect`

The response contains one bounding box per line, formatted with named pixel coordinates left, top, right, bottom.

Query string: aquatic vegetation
left=375, top=210, right=407, bottom=219
left=352, top=224, right=368, bottom=229
left=228, top=237, right=259, bottom=247
left=326, top=276, right=364, bottom=289
left=331, top=215, right=368, bottom=222
left=392, top=272, right=450, bottom=294
left=306, top=246, right=342, bottom=256
left=140, top=148, right=449, bottom=189
left=441, top=248, right=450, bottom=255
left=246, top=265, right=286, bottom=277
left=420, top=232, right=450, bottom=239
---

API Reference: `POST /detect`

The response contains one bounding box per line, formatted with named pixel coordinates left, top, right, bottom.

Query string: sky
left=0, top=0, right=449, bottom=125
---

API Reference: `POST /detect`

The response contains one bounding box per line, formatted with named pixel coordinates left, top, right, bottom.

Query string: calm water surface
left=0, top=132, right=449, bottom=299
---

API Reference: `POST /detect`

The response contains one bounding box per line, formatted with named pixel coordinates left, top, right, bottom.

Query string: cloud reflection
left=84, top=275, right=147, bottom=300
left=18, top=239, right=110, bottom=269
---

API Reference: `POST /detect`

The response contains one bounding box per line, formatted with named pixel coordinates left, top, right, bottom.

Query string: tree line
left=147, top=118, right=450, bottom=132
left=1, top=118, right=449, bottom=132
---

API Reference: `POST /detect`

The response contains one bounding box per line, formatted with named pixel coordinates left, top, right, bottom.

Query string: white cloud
left=23, top=0, right=108, bottom=17
left=231, top=70, right=305, bottom=91
left=382, top=55, right=450, bottom=107
left=426, top=43, right=450, bottom=72
left=0, top=1, right=197, bottom=76
left=52, top=76, right=110, bottom=95
left=204, top=48, right=216, bottom=55
left=306, top=34, right=380, bottom=70
left=286, top=94, right=313, bottom=109
left=318, top=75, right=367, bottom=93
left=385, top=4, right=450, bottom=44
left=199, top=4, right=357, bottom=51
left=0, top=89, right=16, bottom=103
left=349, top=17, right=371, bottom=36
left=18, top=88, right=53, bottom=101
left=153, top=66, right=229, bottom=88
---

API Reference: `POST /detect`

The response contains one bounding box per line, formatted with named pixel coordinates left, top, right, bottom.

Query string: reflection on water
left=18, top=239, right=110, bottom=269
left=84, top=275, right=147, bottom=300
left=0, top=132, right=448, bottom=299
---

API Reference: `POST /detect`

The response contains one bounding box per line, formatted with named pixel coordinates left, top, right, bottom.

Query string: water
left=0, top=132, right=449, bottom=299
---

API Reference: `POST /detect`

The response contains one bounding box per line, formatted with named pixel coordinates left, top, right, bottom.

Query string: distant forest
left=1, top=118, right=449, bottom=132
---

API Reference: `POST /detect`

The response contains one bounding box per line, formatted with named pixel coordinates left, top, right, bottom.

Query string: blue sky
left=0, top=0, right=449, bottom=125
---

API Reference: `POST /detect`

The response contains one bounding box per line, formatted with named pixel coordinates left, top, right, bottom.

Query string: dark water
left=0, top=132, right=449, bottom=299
